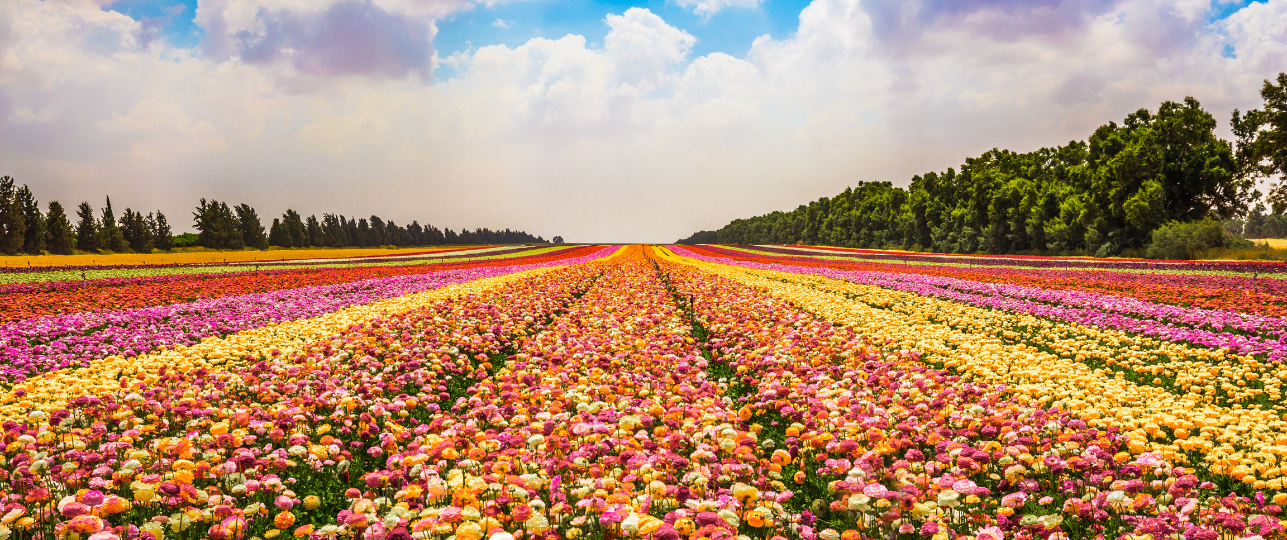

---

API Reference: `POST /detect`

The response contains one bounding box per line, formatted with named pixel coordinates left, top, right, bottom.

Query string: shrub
left=172, top=232, right=200, bottom=248
left=1145, top=219, right=1246, bottom=260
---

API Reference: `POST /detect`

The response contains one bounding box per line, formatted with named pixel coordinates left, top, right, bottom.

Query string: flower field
left=2, top=245, right=1287, bottom=540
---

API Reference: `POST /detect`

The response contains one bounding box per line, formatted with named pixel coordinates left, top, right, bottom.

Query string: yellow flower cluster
left=665, top=252, right=1287, bottom=491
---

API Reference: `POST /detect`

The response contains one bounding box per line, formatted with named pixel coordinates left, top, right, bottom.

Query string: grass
left=1199, top=239, right=1287, bottom=261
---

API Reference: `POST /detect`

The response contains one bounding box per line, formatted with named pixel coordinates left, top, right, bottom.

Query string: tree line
left=0, top=183, right=551, bottom=255
left=682, top=74, right=1287, bottom=257
left=257, top=206, right=548, bottom=249
left=0, top=177, right=172, bottom=256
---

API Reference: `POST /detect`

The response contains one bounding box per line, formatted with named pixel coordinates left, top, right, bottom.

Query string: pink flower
left=82, top=490, right=105, bottom=507
left=862, top=484, right=887, bottom=498
left=975, top=526, right=1004, bottom=540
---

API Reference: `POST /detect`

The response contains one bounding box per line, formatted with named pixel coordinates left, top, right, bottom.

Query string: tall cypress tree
left=75, top=202, right=99, bottom=252
left=45, top=201, right=75, bottom=255
left=17, top=186, right=45, bottom=254
left=0, top=177, right=26, bottom=255
left=152, top=211, right=173, bottom=251
left=97, top=196, right=128, bottom=252
left=305, top=215, right=322, bottom=247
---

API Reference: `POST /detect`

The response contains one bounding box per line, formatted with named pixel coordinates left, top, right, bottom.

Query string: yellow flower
left=456, top=522, right=484, bottom=540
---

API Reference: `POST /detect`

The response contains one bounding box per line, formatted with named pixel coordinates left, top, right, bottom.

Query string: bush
left=172, top=232, right=200, bottom=248
left=1145, top=219, right=1245, bottom=260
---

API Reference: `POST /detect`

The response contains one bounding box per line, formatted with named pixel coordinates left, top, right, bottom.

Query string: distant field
left=0, top=246, right=466, bottom=267
left=1249, top=238, right=1287, bottom=249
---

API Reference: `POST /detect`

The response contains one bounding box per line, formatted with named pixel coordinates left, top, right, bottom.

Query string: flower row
left=0, top=246, right=565, bottom=287
left=0, top=247, right=601, bottom=324
left=703, top=245, right=1287, bottom=317
left=667, top=246, right=1287, bottom=493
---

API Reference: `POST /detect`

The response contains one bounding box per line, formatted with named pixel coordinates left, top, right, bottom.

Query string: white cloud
left=3, top=0, right=1287, bottom=242
left=671, top=0, right=763, bottom=18
left=492, top=18, right=512, bottom=29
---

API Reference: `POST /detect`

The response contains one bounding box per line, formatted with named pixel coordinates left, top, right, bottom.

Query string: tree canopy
left=690, top=94, right=1265, bottom=256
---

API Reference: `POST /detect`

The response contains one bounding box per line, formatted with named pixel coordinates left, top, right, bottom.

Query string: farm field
left=2, top=244, right=1287, bottom=540
left=0, top=247, right=479, bottom=269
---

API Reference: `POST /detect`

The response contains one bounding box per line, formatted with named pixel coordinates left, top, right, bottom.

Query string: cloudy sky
left=1, top=0, right=1285, bottom=242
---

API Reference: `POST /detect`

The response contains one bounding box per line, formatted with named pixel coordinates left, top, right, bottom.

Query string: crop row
left=668, top=246, right=1287, bottom=494
left=706, top=245, right=1287, bottom=317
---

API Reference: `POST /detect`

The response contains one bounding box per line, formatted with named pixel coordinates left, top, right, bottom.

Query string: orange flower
left=275, top=511, right=296, bottom=530
left=100, top=495, right=132, bottom=514
left=174, top=470, right=195, bottom=484
left=674, top=518, right=696, bottom=535
left=67, top=515, right=106, bottom=534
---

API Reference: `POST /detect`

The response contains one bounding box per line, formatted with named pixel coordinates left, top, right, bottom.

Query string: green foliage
left=1224, top=203, right=1287, bottom=239
left=1144, top=220, right=1242, bottom=260
left=675, top=230, right=716, bottom=244
left=17, top=185, right=45, bottom=255
left=45, top=201, right=75, bottom=255
left=75, top=201, right=99, bottom=252
left=97, top=197, right=129, bottom=252
left=1234, top=73, right=1287, bottom=212
left=234, top=203, right=269, bottom=249
left=0, top=177, right=26, bottom=255
left=152, top=211, right=174, bottom=251
left=120, top=208, right=153, bottom=253
left=172, top=232, right=200, bottom=248
left=706, top=96, right=1252, bottom=257
left=193, top=199, right=246, bottom=250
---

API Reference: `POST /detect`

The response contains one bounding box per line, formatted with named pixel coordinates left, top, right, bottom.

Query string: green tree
left=699, top=96, right=1249, bottom=258
left=268, top=218, right=290, bottom=247
left=0, top=177, right=26, bottom=255
left=16, top=185, right=45, bottom=254
left=1233, top=73, right=1287, bottom=213
left=120, top=208, right=154, bottom=253
left=75, top=202, right=99, bottom=252
left=152, top=211, right=174, bottom=251
left=97, top=196, right=128, bottom=252
left=194, top=199, right=245, bottom=249
left=305, top=215, right=322, bottom=247
left=45, top=201, right=75, bottom=255
left=234, top=203, right=268, bottom=249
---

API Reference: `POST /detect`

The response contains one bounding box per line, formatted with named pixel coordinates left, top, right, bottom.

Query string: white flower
left=621, top=514, right=640, bottom=535
left=937, top=489, right=961, bottom=508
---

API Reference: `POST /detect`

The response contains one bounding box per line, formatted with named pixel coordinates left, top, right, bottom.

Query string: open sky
left=2, top=0, right=1285, bottom=242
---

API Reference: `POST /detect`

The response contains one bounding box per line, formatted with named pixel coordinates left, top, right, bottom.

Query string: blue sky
left=432, top=0, right=812, bottom=75
left=106, top=0, right=803, bottom=68
left=105, top=0, right=1268, bottom=75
